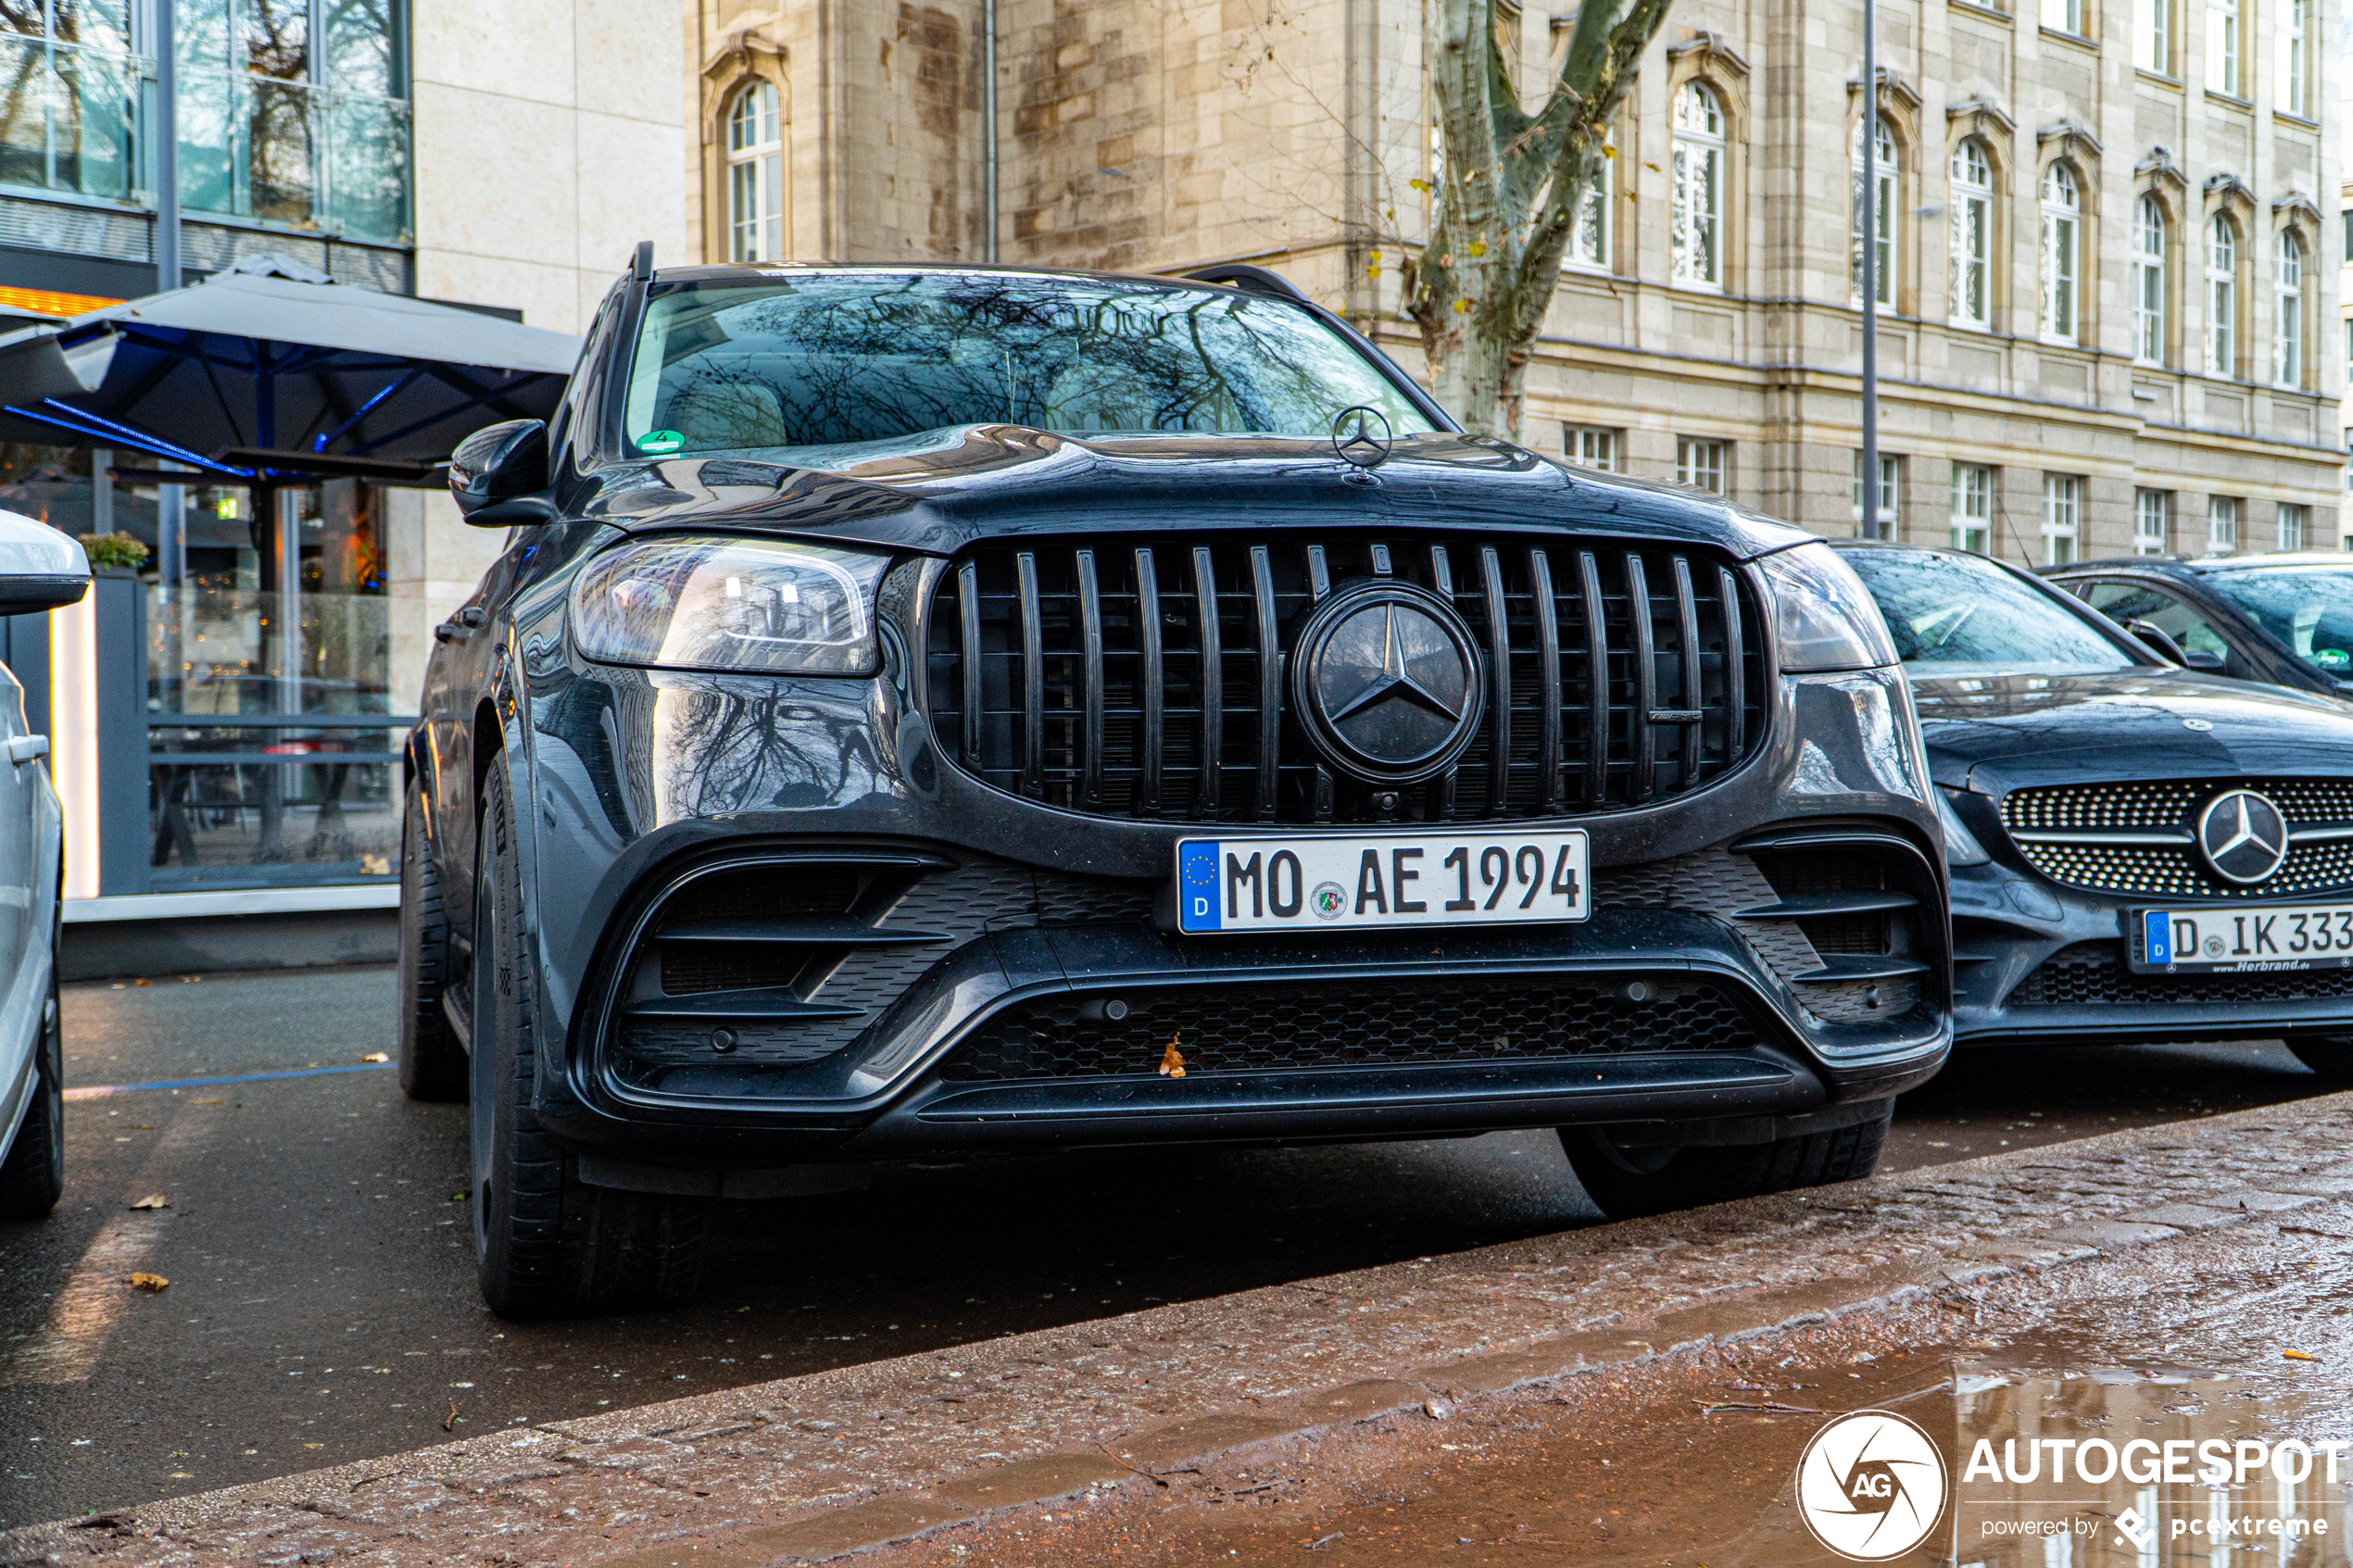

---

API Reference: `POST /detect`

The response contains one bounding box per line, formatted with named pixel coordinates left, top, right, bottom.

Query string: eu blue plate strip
left=62, top=1062, right=397, bottom=1100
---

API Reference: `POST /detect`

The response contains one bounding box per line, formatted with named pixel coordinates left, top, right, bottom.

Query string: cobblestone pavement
left=6, top=1087, right=2351, bottom=1566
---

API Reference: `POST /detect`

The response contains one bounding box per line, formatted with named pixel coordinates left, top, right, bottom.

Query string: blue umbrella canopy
left=0, top=254, right=583, bottom=483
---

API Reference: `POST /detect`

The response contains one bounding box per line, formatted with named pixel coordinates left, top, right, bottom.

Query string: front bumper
left=1952, top=858, right=2353, bottom=1045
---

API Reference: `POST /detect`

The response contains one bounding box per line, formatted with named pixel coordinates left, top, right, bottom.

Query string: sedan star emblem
left=2196, top=788, right=2291, bottom=885
left=1330, top=405, right=1394, bottom=470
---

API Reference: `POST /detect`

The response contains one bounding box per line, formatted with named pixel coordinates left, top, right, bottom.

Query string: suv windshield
left=2197, top=567, right=2353, bottom=676
left=620, top=271, right=1438, bottom=462
left=1840, top=548, right=2137, bottom=676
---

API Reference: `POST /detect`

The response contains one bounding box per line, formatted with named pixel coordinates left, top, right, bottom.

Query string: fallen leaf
left=127, top=1194, right=169, bottom=1210
left=1158, top=1035, right=1187, bottom=1079
left=132, top=978, right=151, bottom=987
left=443, top=1401, right=460, bottom=1432
left=192, top=1098, right=225, bottom=1105
left=128, top=1273, right=169, bottom=1292
left=2285, top=1349, right=2321, bottom=1361
left=360, top=1052, right=389, bottom=1064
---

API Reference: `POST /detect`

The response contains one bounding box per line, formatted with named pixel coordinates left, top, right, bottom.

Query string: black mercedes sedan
left=404, top=257, right=1952, bottom=1315
left=2044, top=552, right=2353, bottom=702
left=1837, top=543, right=2353, bottom=1066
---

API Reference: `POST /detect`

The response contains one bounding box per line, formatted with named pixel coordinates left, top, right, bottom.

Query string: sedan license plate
left=1176, top=831, right=1589, bottom=935
left=2130, top=904, right=2353, bottom=973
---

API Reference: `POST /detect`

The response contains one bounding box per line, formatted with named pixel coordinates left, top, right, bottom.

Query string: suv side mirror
left=2124, top=619, right=2190, bottom=665
left=2181, top=648, right=2228, bottom=673
left=448, top=420, right=554, bottom=526
left=0, top=510, right=90, bottom=616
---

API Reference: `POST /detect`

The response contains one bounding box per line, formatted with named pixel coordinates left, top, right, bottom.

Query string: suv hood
left=568, top=426, right=1813, bottom=558
left=1911, top=668, right=2353, bottom=793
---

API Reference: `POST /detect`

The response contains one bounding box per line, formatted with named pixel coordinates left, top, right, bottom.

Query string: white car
left=0, top=511, right=88, bottom=1220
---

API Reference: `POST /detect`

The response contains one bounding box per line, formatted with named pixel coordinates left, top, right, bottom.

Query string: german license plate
left=1176, top=831, right=1590, bottom=935
left=2130, top=904, right=2353, bottom=973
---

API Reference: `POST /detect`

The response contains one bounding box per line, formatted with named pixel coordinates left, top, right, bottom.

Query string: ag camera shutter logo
left=1795, top=1409, right=1950, bottom=1561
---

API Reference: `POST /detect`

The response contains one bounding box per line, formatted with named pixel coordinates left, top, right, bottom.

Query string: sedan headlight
left=571, top=535, right=889, bottom=675
left=1757, top=543, right=1899, bottom=672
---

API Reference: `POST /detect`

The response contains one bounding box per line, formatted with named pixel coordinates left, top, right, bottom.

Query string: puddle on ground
left=881, top=1244, right=2353, bottom=1566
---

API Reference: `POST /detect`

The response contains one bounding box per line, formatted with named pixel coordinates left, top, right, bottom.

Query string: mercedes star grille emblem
left=1330, top=405, right=1394, bottom=469
left=2196, top=788, right=2291, bottom=885
left=1290, top=582, right=1483, bottom=784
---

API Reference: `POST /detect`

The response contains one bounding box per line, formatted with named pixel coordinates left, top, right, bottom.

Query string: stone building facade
left=686, top=0, right=2340, bottom=559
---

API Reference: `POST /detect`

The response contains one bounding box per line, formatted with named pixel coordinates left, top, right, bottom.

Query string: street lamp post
left=1859, top=0, right=1880, bottom=540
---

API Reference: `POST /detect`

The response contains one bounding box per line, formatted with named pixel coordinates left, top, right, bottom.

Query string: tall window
left=2206, top=216, right=2238, bottom=377
left=1567, top=136, right=1613, bottom=272
left=2133, top=195, right=2167, bottom=363
left=2274, top=231, right=2305, bottom=388
left=1949, top=140, right=1993, bottom=329
left=2280, top=0, right=2309, bottom=113
left=1670, top=83, right=1725, bottom=289
left=1852, top=118, right=1897, bottom=307
left=2208, top=495, right=2242, bottom=553
left=1676, top=437, right=1728, bottom=494
left=2042, top=474, right=2082, bottom=565
left=2279, top=502, right=2309, bottom=550
left=726, top=82, right=785, bottom=263
left=1951, top=463, right=1993, bottom=553
left=2136, top=0, right=2171, bottom=70
left=1854, top=451, right=1901, bottom=540
left=1563, top=426, right=1620, bottom=470
left=2134, top=488, right=2171, bottom=555
left=2039, top=164, right=2082, bottom=345
left=2043, top=0, right=2085, bottom=32
left=2208, top=0, right=2240, bottom=93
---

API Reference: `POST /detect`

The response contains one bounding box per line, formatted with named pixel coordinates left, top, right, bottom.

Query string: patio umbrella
left=0, top=253, right=583, bottom=483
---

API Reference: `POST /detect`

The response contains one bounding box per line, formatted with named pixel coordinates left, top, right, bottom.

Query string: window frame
left=1852, top=449, right=1901, bottom=540
left=2041, top=472, right=2082, bottom=565
left=1852, top=117, right=1899, bottom=308
left=2206, top=214, right=2239, bottom=378
left=2133, top=194, right=2168, bottom=365
left=2039, top=162, right=2083, bottom=345
left=2280, top=0, right=2309, bottom=114
left=1675, top=435, right=1729, bottom=495
left=1669, top=82, right=1727, bottom=291
left=2209, top=0, right=2241, bottom=94
left=2274, top=228, right=2307, bottom=390
left=2279, top=501, right=2309, bottom=551
left=1951, top=461, right=1994, bottom=553
left=1562, top=425, right=1621, bottom=471
left=2134, top=487, right=2171, bottom=555
left=1948, top=138, right=1994, bottom=330
left=2208, top=494, right=2243, bottom=555
left=724, top=79, right=786, bottom=264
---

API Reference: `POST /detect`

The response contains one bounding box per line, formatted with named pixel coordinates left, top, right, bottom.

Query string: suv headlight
left=1757, top=542, right=1899, bottom=672
left=571, top=535, right=890, bottom=675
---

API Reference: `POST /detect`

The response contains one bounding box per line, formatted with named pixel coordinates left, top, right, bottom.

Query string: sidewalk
left=13, top=1093, right=2353, bottom=1566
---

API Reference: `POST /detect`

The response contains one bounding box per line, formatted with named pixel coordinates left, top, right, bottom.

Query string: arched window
left=2274, top=230, right=2306, bottom=387
left=1948, top=138, right=1992, bottom=329
left=2207, top=215, right=2239, bottom=376
left=726, top=81, right=784, bottom=263
left=1851, top=117, right=1897, bottom=307
left=1669, top=83, right=1724, bottom=289
left=2039, top=163, right=2081, bottom=345
left=2133, top=194, right=2166, bottom=364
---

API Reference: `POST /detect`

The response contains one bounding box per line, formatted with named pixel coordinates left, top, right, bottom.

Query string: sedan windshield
left=620, top=271, right=1437, bottom=462
left=1839, top=549, right=2137, bottom=676
left=2196, top=568, right=2353, bottom=676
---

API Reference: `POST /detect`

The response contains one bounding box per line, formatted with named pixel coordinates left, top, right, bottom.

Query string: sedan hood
left=1911, top=668, right=2353, bottom=793
left=567, top=426, right=1813, bottom=558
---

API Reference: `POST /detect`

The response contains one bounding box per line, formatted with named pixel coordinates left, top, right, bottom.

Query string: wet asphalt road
left=0, top=965, right=2337, bottom=1526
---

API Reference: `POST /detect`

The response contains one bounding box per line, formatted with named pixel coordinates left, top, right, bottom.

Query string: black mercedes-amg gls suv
left=402, top=257, right=1951, bottom=1314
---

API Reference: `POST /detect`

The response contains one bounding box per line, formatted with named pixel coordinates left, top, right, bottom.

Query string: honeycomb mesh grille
left=2000, top=779, right=2353, bottom=899
left=2008, top=941, right=2353, bottom=1008
left=939, top=975, right=1762, bottom=1082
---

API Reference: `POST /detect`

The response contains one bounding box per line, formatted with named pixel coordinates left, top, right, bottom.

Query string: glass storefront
left=0, top=0, right=411, bottom=246
left=2, top=445, right=404, bottom=894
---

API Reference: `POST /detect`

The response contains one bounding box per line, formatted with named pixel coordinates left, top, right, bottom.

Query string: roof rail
left=1182, top=263, right=1310, bottom=304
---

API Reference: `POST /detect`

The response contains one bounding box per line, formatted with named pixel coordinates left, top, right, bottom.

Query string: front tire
left=471, top=765, right=708, bottom=1317
left=397, top=777, right=467, bottom=1102
left=0, top=917, right=66, bottom=1220
left=1560, top=1102, right=1892, bottom=1222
